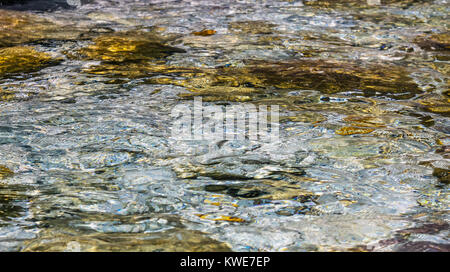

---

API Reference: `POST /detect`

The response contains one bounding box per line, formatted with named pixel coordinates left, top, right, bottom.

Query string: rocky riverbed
left=0, top=0, right=448, bottom=251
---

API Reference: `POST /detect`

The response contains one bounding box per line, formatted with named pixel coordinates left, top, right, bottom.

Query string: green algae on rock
left=0, top=46, right=58, bottom=78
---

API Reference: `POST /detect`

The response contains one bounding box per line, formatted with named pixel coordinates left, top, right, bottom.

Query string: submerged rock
left=0, top=88, right=15, bottom=102
left=0, top=10, right=81, bottom=47
left=176, top=60, right=422, bottom=100
left=228, top=21, right=276, bottom=35
left=234, top=60, right=421, bottom=98
left=335, top=126, right=375, bottom=136
left=417, top=96, right=450, bottom=118
left=0, top=46, right=58, bottom=78
left=0, top=165, right=13, bottom=179
left=415, top=32, right=450, bottom=51
left=22, top=229, right=231, bottom=252
left=75, top=31, right=188, bottom=79
left=77, top=32, right=186, bottom=62
left=140, top=59, right=423, bottom=102
left=432, top=168, right=449, bottom=184
left=192, top=29, right=216, bottom=36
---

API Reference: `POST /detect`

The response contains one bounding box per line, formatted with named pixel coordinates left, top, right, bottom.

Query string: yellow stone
left=197, top=214, right=246, bottom=223
left=336, top=126, right=375, bottom=135
left=192, top=29, right=216, bottom=36
left=0, top=46, right=57, bottom=77
left=417, top=96, right=450, bottom=117
left=213, top=216, right=245, bottom=223
left=0, top=88, right=16, bottom=102
left=78, top=33, right=185, bottom=62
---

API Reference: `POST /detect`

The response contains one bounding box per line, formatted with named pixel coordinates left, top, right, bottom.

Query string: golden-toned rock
left=0, top=46, right=58, bottom=78
left=77, top=32, right=185, bottom=62
left=0, top=88, right=16, bottom=102
left=0, top=165, right=13, bottom=179
left=197, top=214, right=246, bottom=223
left=336, top=126, right=375, bottom=135
left=417, top=96, right=450, bottom=117
left=192, top=29, right=216, bottom=36
left=75, top=32, right=189, bottom=80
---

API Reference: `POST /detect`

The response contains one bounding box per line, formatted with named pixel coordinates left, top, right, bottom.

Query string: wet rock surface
left=0, top=0, right=448, bottom=251
left=0, top=46, right=59, bottom=78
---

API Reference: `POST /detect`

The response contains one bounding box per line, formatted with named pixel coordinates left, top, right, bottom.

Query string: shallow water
left=0, top=0, right=448, bottom=251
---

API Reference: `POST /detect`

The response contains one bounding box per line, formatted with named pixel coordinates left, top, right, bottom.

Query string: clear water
left=0, top=0, right=448, bottom=251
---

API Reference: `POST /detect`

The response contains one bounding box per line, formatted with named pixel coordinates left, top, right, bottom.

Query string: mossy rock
left=0, top=46, right=59, bottom=78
